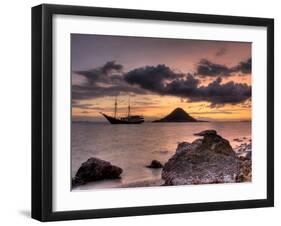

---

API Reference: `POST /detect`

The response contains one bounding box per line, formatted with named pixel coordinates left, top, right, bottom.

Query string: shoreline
left=72, top=178, right=164, bottom=190
left=72, top=132, right=251, bottom=190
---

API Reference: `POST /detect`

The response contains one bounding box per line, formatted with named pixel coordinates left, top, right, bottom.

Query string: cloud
left=124, top=65, right=251, bottom=106
left=192, top=77, right=251, bottom=107
left=72, top=103, right=97, bottom=110
left=196, top=58, right=251, bottom=77
left=75, top=60, right=123, bottom=85
left=232, top=58, right=252, bottom=74
left=215, top=47, right=227, bottom=57
left=124, top=64, right=182, bottom=92
left=73, top=61, right=146, bottom=100
left=72, top=102, right=107, bottom=112
left=165, top=76, right=251, bottom=107
left=73, top=61, right=251, bottom=107
left=197, top=59, right=231, bottom=77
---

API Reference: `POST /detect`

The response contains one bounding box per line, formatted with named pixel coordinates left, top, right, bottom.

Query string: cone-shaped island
left=153, top=108, right=199, bottom=123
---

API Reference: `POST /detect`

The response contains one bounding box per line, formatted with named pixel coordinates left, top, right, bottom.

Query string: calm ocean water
left=72, top=121, right=251, bottom=190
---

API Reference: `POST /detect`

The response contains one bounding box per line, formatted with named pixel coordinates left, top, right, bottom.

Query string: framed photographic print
left=32, top=4, right=274, bottom=221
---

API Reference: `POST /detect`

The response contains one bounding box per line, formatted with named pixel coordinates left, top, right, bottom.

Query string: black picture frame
left=32, top=3, right=274, bottom=222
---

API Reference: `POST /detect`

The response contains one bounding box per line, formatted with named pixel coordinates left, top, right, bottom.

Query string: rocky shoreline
left=161, top=130, right=251, bottom=185
left=72, top=130, right=251, bottom=188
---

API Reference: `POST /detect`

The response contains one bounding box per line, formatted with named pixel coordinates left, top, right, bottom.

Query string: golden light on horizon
left=72, top=94, right=251, bottom=121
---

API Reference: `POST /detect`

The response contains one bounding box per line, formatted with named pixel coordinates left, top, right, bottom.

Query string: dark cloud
left=101, top=61, right=123, bottom=73
left=232, top=58, right=251, bottom=74
left=197, top=59, right=232, bottom=77
left=196, top=58, right=251, bottom=77
left=73, top=61, right=145, bottom=100
left=215, top=47, right=227, bottom=57
left=193, top=77, right=251, bottom=107
left=124, top=65, right=251, bottom=106
left=75, top=60, right=123, bottom=85
left=165, top=76, right=251, bottom=107
left=164, top=73, right=200, bottom=96
left=73, top=61, right=251, bottom=106
left=124, top=64, right=182, bottom=92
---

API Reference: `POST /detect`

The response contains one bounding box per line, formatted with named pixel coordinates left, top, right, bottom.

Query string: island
left=153, top=107, right=199, bottom=123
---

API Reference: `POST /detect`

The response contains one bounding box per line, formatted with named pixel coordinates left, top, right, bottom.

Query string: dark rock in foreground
left=153, top=108, right=198, bottom=123
left=237, top=156, right=252, bottom=182
left=235, top=142, right=252, bottom=182
left=162, top=130, right=239, bottom=185
left=146, top=160, right=163, bottom=168
left=72, top=157, right=123, bottom=186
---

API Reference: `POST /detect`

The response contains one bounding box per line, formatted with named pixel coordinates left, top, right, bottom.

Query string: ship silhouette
left=100, top=96, right=144, bottom=124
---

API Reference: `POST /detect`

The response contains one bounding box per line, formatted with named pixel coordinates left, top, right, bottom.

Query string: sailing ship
left=100, top=96, right=144, bottom=124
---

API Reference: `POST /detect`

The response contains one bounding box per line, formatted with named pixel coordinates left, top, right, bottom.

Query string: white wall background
left=0, top=0, right=279, bottom=225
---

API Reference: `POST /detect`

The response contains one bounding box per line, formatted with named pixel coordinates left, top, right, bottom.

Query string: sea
left=72, top=121, right=251, bottom=190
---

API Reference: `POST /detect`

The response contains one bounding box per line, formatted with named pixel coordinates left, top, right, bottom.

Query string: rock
left=175, top=142, right=191, bottom=155
left=245, top=151, right=252, bottom=160
left=197, top=130, right=235, bottom=156
left=153, top=150, right=169, bottom=154
left=237, top=156, right=252, bottom=182
left=194, top=130, right=234, bottom=156
left=162, top=130, right=239, bottom=185
left=72, top=177, right=85, bottom=186
left=175, top=139, right=202, bottom=155
left=72, top=157, right=123, bottom=186
left=194, top=130, right=217, bottom=136
left=233, top=138, right=243, bottom=142
left=234, top=142, right=252, bottom=155
left=146, top=160, right=163, bottom=168
left=235, top=142, right=252, bottom=182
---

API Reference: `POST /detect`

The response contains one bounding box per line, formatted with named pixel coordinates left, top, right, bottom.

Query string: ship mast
left=114, top=96, right=117, bottom=118
left=128, top=95, right=131, bottom=118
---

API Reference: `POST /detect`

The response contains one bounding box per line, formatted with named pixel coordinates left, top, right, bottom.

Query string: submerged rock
left=72, top=157, right=123, bottom=186
left=233, top=138, right=243, bottom=142
left=146, top=160, right=163, bottom=168
left=153, top=150, right=169, bottom=155
left=162, top=130, right=239, bottom=185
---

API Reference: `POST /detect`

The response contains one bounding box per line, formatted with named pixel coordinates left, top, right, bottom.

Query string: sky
left=71, top=34, right=252, bottom=121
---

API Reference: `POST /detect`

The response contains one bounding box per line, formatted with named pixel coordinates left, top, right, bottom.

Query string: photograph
left=71, top=34, right=252, bottom=190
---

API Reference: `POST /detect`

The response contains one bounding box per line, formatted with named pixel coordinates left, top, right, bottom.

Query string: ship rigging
left=100, top=96, right=144, bottom=124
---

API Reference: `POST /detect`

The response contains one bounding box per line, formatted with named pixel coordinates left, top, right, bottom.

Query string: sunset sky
left=71, top=34, right=251, bottom=121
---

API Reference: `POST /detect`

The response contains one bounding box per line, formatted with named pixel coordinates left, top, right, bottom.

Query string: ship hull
left=101, top=113, right=144, bottom=124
